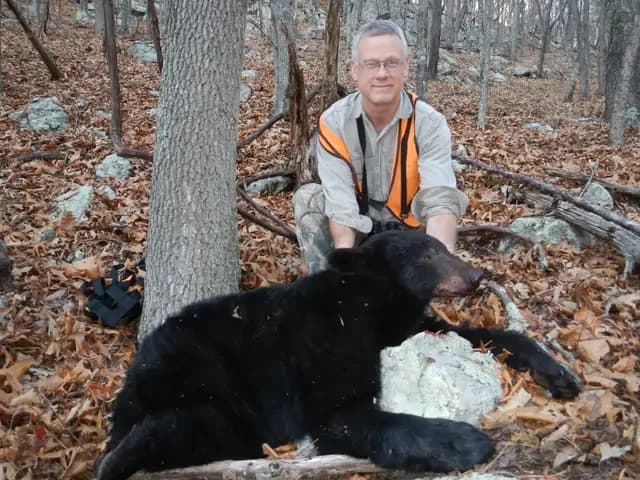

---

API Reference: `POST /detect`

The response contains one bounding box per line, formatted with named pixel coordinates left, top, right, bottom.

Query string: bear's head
left=328, top=231, right=484, bottom=301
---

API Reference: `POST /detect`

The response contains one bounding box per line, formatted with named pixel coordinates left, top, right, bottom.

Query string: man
left=293, top=19, right=468, bottom=274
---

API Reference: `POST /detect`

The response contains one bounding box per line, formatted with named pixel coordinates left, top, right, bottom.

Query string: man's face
left=350, top=34, right=409, bottom=109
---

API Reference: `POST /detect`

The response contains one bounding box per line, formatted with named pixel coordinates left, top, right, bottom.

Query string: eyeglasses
left=358, top=59, right=404, bottom=73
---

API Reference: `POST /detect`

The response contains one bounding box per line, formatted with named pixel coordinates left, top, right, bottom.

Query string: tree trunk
left=140, top=0, right=247, bottom=340
left=416, top=0, right=429, bottom=99
left=147, top=0, right=162, bottom=73
left=510, top=0, right=521, bottom=59
left=577, top=0, right=590, bottom=97
left=477, top=0, right=494, bottom=128
left=563, top=0, right=577, bottom=48
left=444, top=0, right=455, bottom=47
left=4, top=0, right=62, bottom=79
left=95, top=0, right=105, bottom=34
left=452, top=0, right=467, bottom=51
left=596, top=0, right=609, bottom=95
left=320, top=0, right=342, bottom=112
left=343, top=0, right=363, bottom=57
left=270, top=0, right=294, bottom=115
left=118, top=0, right=131, bottom=34
left=80, top=0, right=88, bottom=12
left=427, top=0, right=442, bottom=79
left=609, top=5, right=640, bottom=146
left=103, top=0, right=125, bottom=148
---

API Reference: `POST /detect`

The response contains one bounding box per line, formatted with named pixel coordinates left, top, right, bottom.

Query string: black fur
left=96, top=231, right=580, bottom=480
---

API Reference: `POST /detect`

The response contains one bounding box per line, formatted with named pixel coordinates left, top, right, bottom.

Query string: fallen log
left=454, top=153, right=640, bottom=237
left=544, top=167, right=640, bottom=199
left=507, top=188, right=640, bottom=276
left=130, top=455, right=388, bottom=480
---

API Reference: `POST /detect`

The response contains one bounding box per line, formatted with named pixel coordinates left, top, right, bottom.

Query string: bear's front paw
left=532, top=361, right=582, bottom=399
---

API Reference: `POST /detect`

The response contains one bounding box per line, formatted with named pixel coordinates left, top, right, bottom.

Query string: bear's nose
left=468, top=266, right=485, bottom=286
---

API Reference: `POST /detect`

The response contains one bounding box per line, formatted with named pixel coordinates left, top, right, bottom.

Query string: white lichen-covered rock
left=523, top=122, right=553, bottom=133
left=127, top=41, right=157, bottom=63
left=379, top=332, right=502, bottom=426
left=96, top=154, right=133, bottom=180
left=499, top=217, right=585, bottom=252
left=12, top=97, right=68, bottom=133
left=240, top=84, right=252, bottom=103
left=583, top=182, right=614, bottom=210
left=53, top=186, right=94, bottom=221
left=246, top=176, right=293, bottom=194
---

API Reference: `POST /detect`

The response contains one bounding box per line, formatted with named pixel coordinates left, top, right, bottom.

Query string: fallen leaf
left=576, top=338, right=610, bottom=363
left=596, top=442, right=631, bottom=462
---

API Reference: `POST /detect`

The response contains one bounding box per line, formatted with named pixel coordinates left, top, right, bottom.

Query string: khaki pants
left=292, top=183, right=332, bottom=274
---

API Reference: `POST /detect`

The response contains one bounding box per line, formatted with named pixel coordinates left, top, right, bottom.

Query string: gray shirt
left=317, top=91, right=468, bottom=234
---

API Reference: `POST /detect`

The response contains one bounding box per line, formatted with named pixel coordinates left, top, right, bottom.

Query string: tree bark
left=577, top=0, right=590, bottom=97
left=343, top=0, right=363, bottom=58
left=321, top=0, right=342, bottom=112
left=477, top=0, right=494, bottom=129
left=95, top=0, right=105, bottom=34
left=609, top=4, right=640, bottom=146
left=270, top=0, right=295, bottom=115
left=444, top=0, right=456, bottom=47
left=427, top=0, right=442, bottom=79
left=103, top=0, right=124, bottom=148
left=415, top=0, right=429, bottom=99
left=140, top=0, right=247, bottom=339
left=147, top=0, right=163, bottom=73
left=80, top=0, right=88, bottom=12
left=118, top=0, right=131, bottom=34
left=596, top=0, right=609, bottom=95
left=510, top=0, right=521, bottom=59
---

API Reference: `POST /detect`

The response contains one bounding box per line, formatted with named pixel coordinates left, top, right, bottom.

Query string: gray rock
left=583, top=182, right=614, bottom=210
left=499, top=217, right=586, bottom=252
left=96, top=154, right=133, bottom=180
left=54, top=186, right=94, bottom=222
left=127, top=41, right=157, bottom=63
left=240, top=84, right=252, bottom=103
left=40, top=227, right=56, bottom=242
left=245, top=50, right=262, bottom=61
left=512, top=65, right=537, bottom=77
left=543, top=66, right=563, bottom=79
left=490, top=55, right=509, bottom=70
left=75, top=9, right=91, bottom=23
left=241, top=69, right=257, bottom=79
left=90, top=128, right=107, bottom=138
left=452, top=159, right=467, bottom=173
left=439, top=49, right=457, bottom=67
left=13, top=97, right=68, bottom=133
left=75, top=99, right=89, bottom=110
left=524, top=122, right=554, bottom=133
left=246, top=176, right=293, bottom=194
left=96, top=109, right=111, bottom=119
left=97, top=185, right=117, bottom=200
left=491, top=72, right=507, bottom=83
left=148, top=89, right=160, bottom=97
left=380, top=332, right=502, bottom=426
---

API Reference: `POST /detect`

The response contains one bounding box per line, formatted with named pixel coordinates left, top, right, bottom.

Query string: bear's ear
left=327, top=248, right=375, bottom=274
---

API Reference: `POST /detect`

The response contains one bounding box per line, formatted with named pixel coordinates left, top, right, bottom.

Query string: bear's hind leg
left=315, top=409, right=494, bottom=473
left=95, top=404, right=261, bottom=480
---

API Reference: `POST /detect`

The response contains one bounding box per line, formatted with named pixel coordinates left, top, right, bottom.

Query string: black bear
left=95, top=231, right=581, bottom=480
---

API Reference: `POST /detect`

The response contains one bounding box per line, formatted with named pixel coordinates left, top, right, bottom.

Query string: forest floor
left=1, top=3, right=639, bottom=480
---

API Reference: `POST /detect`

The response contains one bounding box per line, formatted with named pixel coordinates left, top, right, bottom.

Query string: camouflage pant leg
left=293, top=183, right=332, bottom=274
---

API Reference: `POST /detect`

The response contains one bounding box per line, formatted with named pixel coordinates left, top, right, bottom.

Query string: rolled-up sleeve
left=411, top=106, right=468, bottom=223
left=317, top=137, right=373, bottom=234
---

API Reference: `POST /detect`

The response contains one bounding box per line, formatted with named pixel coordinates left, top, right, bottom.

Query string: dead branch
left=237, top=204, right=296, bottom=242
left=237, top=86, right=321, bottom=151
left=236, top=187, right=296, bottom=241
left=238, top=168, right=295, bottom=187
left=545, top=167, right=640, bottom=199
left=320, top=0, right=341, bottom=111
left=115, top=146, right=153, bottom=161
left=16, top=150, right=65, bottom=162
left=458, top=224, right=549, bottom=270
left=485, top=280, right=528, bottom=333
left=508, top=187, right=640, bottom=276
left=146, top=0, right=162, bottom=73
left=284, top=26, right=314, bottom=185
left=4, top=0, right=62, bottom=80
left=454, top=153, right=640, bottom=236
left=130, top=455, right=387, bottom=480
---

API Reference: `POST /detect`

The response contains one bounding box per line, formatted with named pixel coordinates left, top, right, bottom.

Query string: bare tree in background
left=427, top=0, right=443, bottom=79
left=118, top=0, right=132, bottom=34
left=533, top=0, right=566, bottom=77
left=510, top=0, right=522, bottom=58
left=477, top=0, right=495, bottom=128
left=343, top=0, right=363, bottom=56
left=140, top=0, right=247, bottom=339
left=596, top=0, right=609, bottom=95
left=321, top=0, right=342, bottom=111
left=608, top=1, right=640, bottom=146
left=95, top=0, right=105, bottom=34
left=577, top=0, right=590, bottom=97
left=415, top=0, right=429, bottom=99
left=270, top=0, right=294, bottom=115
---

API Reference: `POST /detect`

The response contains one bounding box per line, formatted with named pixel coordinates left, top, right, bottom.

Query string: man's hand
left=329, top=221, right=357, bottom=249
left=426, top=213, right=458, bottom=253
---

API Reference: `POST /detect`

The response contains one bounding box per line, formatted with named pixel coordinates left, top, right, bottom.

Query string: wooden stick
left=16, top=150, right=65, bottom=162
left=545, top=167, right=640, bottom=199
left=236, top=187, right=296, bottom=241
left=130, top=455, right=387, bottom=480
left=485, top=280, right=528, bottom=333
left=454, top=153, right=640, bottom=236
left=4, top=0, right=62, bottom=79
left=238, top=168, right=295, bottom=187
left=457, top=224, right=549, bottom=270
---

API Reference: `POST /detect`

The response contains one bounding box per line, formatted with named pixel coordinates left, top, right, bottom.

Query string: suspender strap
left=399, top=117, right=413, bottom=217
left=356, top=115, right=368, bottom=216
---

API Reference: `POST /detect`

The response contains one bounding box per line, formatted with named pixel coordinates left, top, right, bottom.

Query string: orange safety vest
left=318, top=92, right=421, bottom=228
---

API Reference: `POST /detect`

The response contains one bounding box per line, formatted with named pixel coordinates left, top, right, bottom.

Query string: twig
left=237, top=187, right=296, bottom=241
left=16, top=150, right=66, bottom=162
left=455, top=152, right=640, bottom=236
left=237, top=86, right=321, bottom=150
left=457, top=224, right=549, bottom=270
left=238, top=168, right=295, bottom=187
left=237, top=204, right=296, bottom=242
left=578, top=161, right=599, bottom=197
left=485, top=280, right=528, bottom=333
left=545, top=166, right=640, bottom=199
